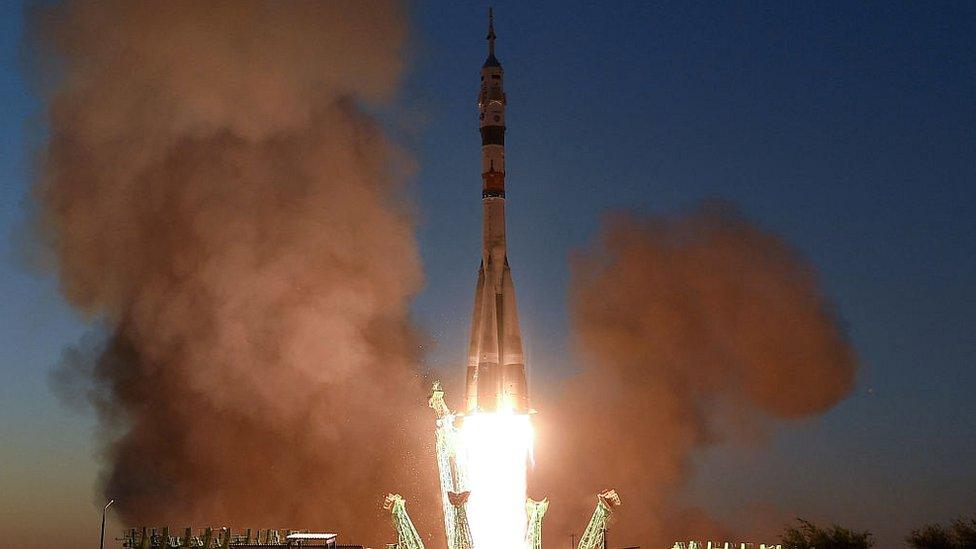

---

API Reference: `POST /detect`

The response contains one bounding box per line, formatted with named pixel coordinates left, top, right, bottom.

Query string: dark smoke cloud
left=533, top=204, right=857, bottom=546
left=31, top=0, right=438, bottom=544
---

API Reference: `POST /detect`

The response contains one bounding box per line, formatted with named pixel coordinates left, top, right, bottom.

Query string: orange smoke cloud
left=33, top=1, right=438, bottom=545
left=533, top=204, right=857, bottom=546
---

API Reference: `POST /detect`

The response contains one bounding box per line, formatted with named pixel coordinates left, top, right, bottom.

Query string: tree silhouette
left=781, top=518, right=874, bottom=549
left=907, top=516, right=976, bottom=549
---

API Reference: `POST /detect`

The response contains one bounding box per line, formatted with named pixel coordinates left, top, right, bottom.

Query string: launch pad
left=377, top=378, right=621, bottom=549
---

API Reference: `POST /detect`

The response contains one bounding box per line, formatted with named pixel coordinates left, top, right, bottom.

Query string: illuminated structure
left=384, top=494, right=425, bottom=549
left=525, top=498, right=549, bottom=549
left=447, top=491, right=474, bottom=549
left=429, top=382, right=471, bottom=549
left=576, top=490, right=621, bottom=549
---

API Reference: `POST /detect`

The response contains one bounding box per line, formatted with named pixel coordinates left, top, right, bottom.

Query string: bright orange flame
left=460, top=412, right=534, bottom=549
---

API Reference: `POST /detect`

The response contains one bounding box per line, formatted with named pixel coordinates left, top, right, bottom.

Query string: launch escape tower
left=465, top=7, right=530, bottom=416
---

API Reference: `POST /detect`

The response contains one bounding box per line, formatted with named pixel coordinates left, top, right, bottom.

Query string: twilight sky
left=1, top=1, right=974, bottom=547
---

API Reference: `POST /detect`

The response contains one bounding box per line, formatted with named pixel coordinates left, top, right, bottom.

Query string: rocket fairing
left=464, top=9, right=530, bottom=415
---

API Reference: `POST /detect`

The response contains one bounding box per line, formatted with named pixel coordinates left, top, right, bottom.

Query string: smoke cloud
left=32, top=0, right=438, bottom=544
left=533, top=204, right=857, bottom=545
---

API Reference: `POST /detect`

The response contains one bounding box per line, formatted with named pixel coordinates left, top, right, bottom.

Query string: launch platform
left=119, top=528, right=364, bottom=548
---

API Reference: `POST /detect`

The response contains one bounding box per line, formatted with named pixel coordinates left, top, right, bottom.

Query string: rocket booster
left=464, top=9, right=530, bottom=415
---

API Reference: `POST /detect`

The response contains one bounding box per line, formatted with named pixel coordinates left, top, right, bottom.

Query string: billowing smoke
left=533, top=204, right=857, bottom=545
left=32, top=0, right=438, bottom=543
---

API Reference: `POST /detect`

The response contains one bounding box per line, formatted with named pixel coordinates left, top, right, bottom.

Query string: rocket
left=464, top=9, right=530, bottom=415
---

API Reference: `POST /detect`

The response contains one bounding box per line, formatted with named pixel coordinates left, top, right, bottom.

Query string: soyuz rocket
left=464, top=9, right=530, bottom=415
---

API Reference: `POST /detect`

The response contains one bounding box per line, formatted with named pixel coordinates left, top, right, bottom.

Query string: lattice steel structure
left=525, top=497, right=549, bottom=549
left=447, top=491, right=473, bottom=549
left=429, top=382, right=469, bottom=549
left=384, top=494, right=425, bottom=549
left=576, top=490, right=621, bottom=549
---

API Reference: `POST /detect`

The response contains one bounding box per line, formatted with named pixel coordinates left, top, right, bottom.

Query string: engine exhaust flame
left=459, top=412, right=534, bottom=549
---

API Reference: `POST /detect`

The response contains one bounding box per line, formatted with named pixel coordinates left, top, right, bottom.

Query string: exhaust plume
left=31, top=0, right=438, bottom=543
left=534, top=204, right=857, bottom=545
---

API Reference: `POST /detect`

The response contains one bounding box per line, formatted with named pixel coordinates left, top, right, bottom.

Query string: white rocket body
left=464, top=13, right=529, bottom=415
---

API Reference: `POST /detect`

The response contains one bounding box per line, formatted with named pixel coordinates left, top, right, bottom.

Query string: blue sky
left=1, top=1, right=974, bottom=547
left=0, top=1, right=100, bottom=544
left=406, top=1, right=975, bottom=545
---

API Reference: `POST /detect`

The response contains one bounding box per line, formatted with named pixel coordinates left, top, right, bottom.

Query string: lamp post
left=100, top=499, right=114, bottom=549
